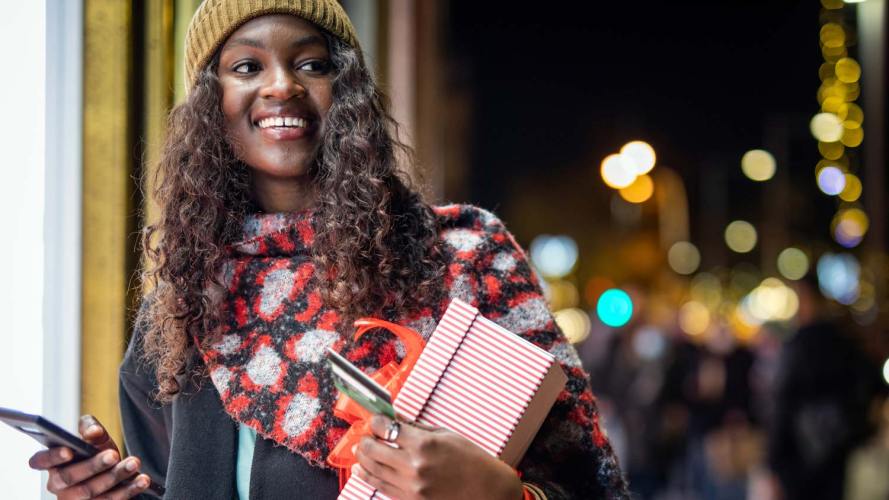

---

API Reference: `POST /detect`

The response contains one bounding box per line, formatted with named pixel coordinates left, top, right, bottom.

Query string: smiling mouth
left=256, top=116, right=308, bottom=129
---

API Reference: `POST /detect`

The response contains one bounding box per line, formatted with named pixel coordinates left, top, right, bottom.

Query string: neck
left=251, top=172, right=317, bottom=213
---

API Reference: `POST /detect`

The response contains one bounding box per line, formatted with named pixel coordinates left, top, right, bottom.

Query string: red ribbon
left=327, top=318, right=426, bottom=488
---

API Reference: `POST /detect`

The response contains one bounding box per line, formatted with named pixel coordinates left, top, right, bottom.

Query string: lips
left=252, top=110, right=315, bottom=141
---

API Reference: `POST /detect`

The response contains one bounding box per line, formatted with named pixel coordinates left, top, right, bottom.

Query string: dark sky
left=447, top=0, right=835, bottom=260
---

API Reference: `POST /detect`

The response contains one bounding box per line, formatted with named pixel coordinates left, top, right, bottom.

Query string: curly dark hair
left=140, top=32, right=445, bottom=401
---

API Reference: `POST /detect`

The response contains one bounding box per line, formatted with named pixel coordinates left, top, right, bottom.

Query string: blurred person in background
left=25, top=1, right=629, bottom=499
left=767, top=274, right=883, bottom=500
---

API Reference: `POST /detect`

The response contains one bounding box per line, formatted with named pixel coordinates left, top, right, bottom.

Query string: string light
left=741, top=149, right=776, bottom=181
left=619, top=174, right=655, bottom=203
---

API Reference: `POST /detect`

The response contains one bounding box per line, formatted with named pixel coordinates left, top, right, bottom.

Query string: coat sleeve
left=118, top=298, right=172, bottom=498
left=441, top=206, right=630, bottom=499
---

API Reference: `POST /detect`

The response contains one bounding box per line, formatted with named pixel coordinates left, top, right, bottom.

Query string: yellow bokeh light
left=821, top=96, right=845, bottom=113
left=725, top=220, right=757, bottom=253
left=547, top=279, right=580, bottom=310
left=818, top=78, right=846, bottom=104
left=822, top=45, right=848, bottom=62
left=837, top=102, right=863, bottom=124
left=835, top=57, right=861, bottom=83
left=844, top=82, right=860, bottom=102
left=619, top=174, right=654, bottom=203
left=839, top=174, right=862, bottom=202
left=620, top=141, right=657, bottom=175
left=600, top=153, right=637, bottom=189
left=820, top=23, right=845, bottom=48
left=833, top=207, right=870, bottom=238
left=690, top=273, right=722, bottom=310
left=777, top=247, right=809, bottom=281
left=741, top=149, right=776, bottom=182
left=820, top=0, right=844, bottom=8
left=810, top=113, right=844, bottom=142
left=553, top=308, right=592, bottom=344
left=841, top=126, right=863, bottom=147
left=679, top=301, right=710, bottom=336
left=667, top=241, right=701, bottom=275
left=819, top=62, right=835, bottom=81
left=746, top=278, right=799, bottom=322
left=818, top=141, right=844, bottom=160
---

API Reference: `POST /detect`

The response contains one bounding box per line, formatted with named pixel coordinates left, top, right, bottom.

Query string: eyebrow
left=223, top=34, right=326, bottom=51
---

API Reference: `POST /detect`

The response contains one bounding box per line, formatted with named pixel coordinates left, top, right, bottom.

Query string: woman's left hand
left=353, top=415, right=524, bottom=500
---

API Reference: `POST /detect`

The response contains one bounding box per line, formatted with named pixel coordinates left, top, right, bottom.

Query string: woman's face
left=217, top=15, right=333, bottom=209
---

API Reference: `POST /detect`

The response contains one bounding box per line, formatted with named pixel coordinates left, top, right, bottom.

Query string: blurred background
left=1, top=0, right=887, bottom=498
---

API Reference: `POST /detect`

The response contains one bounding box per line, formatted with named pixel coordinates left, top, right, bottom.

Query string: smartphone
left=326, top=348, right=397, bottom=419
left=0, top=407, right=166, bottom=497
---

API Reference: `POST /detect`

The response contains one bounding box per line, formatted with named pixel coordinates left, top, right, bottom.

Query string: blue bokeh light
left=596, top=288, right=634, bottom=328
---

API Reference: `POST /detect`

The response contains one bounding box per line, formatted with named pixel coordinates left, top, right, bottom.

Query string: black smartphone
left=0, top=407, right=165, bottom=497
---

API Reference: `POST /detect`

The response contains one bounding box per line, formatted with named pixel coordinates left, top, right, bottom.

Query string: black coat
left=119, top=326, right=340, bottom=499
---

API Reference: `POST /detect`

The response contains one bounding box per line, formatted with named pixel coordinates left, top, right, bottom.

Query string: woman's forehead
left=223, top=14, right=322, bottom=48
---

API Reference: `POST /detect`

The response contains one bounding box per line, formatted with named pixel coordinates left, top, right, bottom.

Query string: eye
left=232, top=60, right=260, bottom=74
left=297, top=59, right=331, bottom=74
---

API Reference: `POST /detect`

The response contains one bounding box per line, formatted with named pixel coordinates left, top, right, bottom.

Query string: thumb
left=77, top=414, right=118, bottom=452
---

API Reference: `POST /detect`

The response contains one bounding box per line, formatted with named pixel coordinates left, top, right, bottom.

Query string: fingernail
left=102, top=452, right=117, bottom=465
left=136, top=477, right=149, bottom=489
left=125, top=459, right=138, bottom=472
left=59, top=448, right=72, bottom=461
left=87, top=425, right=101, bottom=435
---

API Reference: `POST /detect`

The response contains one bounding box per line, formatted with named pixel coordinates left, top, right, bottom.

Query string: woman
left=29, top=1, right=628, bottom=498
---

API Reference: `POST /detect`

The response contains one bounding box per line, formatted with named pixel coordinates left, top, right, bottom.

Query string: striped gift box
left=338, top=298, right=567, bottom=500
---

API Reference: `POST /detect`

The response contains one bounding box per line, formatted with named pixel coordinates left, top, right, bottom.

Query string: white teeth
left=257, top=117, right=307, bottom=129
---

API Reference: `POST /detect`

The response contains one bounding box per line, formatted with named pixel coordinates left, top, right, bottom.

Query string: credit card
left=327, top=348, right=396, bottom=419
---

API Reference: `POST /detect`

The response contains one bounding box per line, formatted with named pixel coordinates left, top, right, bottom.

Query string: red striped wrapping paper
left=338, top=298, right=567, bottom=500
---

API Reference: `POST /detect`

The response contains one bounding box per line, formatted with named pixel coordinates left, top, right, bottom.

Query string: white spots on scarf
left=246, top=344, right=282, bottom=386
left=491, top=251, right=517, bottom=273
left=493, top=297, right=551, bottom=334
left=294, top=329, right=339, bottom=363
left=283, top=393, right=320, bottom=437
left=213, top=334, right=242, bottom=355
left=234, top=240, right=261, bottom=255
left=449, top=274, right=476, bottom=304
left=210, top=366, right=232, bottom=394
left=549, top=341, right=583, bottom=368
left=407, top=316, right=437, bottom=341
left=259, top=268, right=294, bottom=316
left=442, top=228, right=484, bottom=253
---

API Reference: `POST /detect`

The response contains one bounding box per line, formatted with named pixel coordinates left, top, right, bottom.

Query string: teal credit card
left=327, top=348, right=396, bottom=419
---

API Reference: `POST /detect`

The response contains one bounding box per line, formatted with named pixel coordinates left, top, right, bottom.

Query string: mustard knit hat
left=184, top=0, right=359, bottom=93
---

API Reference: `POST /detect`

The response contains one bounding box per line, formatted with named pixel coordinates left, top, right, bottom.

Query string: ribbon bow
left=327, top=318, right=425, bottom=486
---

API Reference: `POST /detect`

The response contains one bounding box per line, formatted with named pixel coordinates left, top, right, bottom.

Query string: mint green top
left=237, top=424, right=258, bottom=500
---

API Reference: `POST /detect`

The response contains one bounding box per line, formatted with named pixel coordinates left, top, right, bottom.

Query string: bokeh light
left=633, top=326, right=666, bottom=361
left=832, top=207, right=869, bottom=248
left=777, top=247, right=809, bottom=281
left=818, top=141, right=844, bottom=160
left=553, top=308, right=592, bottom=344
left=841, top=126, right=863, bottom=147
left=817, top=252, right=860, bottom=305
left=620, top=141, right=657, bottom=175
left=619, top=174, right=655, bottom=203
left=530, top=235, right=578, bottom=278
left=690, top=273, right=722, bottom=309
left=835, top=57, right=861, bottom=83
left=740, top=149, right=776, bottom=181
left=601, top=153, right=637, bottom=189
left=667, top=241, right=701, bottom=275
left=839, top=174, right=862, bottom=202
left=810, top=112, right=844, bottom=142
left=724, top=221, right=757, bottom=253
left=596, top=288, right=634, bottom=328
left=679, top=301, right=710, bottom=336
left=838, top=102, right=863, bottom=126
left=742, top=278, right=799, bottom=323
left=547, top=279, right=580, bottom=310
left=817, top=165, right=846, bottom=195
left=819, top=22, right=845, bottom=48
left=883, top=359, right=889, bottom=386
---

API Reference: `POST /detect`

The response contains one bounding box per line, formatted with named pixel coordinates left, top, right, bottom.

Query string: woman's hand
left=353, top=415, right=524, bottom=500
left=27, top=415, right=151, bottom=499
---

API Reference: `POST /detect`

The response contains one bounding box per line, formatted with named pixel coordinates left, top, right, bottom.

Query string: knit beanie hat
left=184, top=0, right=359, bottom=93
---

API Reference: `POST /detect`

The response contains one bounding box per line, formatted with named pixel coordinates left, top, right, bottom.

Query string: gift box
left=338, top=298, right=567, bottom=500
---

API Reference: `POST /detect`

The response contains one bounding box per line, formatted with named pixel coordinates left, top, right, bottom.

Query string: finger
left=47, top=449, right=119, bottom=492
left=369, top=414, right=437, bottom=450
left=356, top=437, right=411, bottom=489
left=78, top=415, right=116, bottom=451
left=77, top=473, right=150, bottom=500
left=29, top=447, right=74, bottom=470
left=59, top=457, right=141, bottom=500
left=352, top=463, right=408, bottom=500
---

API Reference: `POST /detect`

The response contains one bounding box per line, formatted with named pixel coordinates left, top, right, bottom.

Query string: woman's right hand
left=27, top=415, right=151, bottom=499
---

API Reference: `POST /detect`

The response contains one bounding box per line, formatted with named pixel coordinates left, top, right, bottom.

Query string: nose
left=260, top=64, right=307, bottom=101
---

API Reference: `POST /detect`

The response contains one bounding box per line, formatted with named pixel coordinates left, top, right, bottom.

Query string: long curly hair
left=140, top=32, right=445, bottom=400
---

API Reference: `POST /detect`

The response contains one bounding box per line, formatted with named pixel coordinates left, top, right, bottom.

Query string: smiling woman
left=26, top=1, right=629, bottom=499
